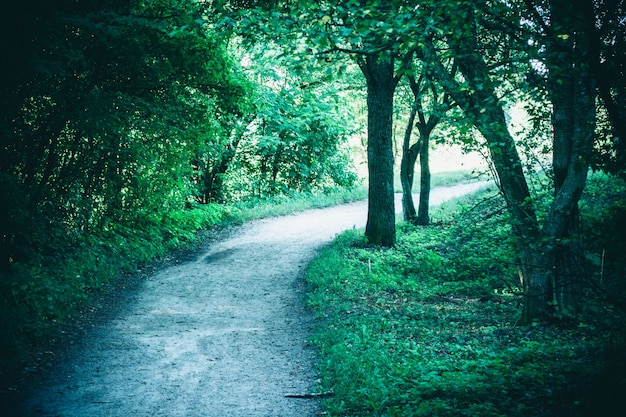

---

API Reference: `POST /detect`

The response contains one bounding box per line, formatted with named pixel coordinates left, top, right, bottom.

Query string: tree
left=226, top=0, right=434, bottom=244
left=358, top=52, right=403, bottom=245
left=217, top=47, right=358, bottom=200
left=227, top=0, right=624, bottom=319
left=289, top=0, right=418, bottom=246
left=416, top=0, right=611, bottom=322
left=541, top=0, right=596, bottom=317
left=0, top=0, right=253, bottom=266
left=399, top=65, right=452, bottom=225
left=586, top=0, right=626, bottom=172
left=398, top=77, right=422, bottom=225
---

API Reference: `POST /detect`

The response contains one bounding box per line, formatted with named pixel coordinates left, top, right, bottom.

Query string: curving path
left=14, top=181, right=491, bottom=417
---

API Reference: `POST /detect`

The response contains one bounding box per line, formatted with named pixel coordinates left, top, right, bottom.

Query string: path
left=13, top=181, right=491, bottom=416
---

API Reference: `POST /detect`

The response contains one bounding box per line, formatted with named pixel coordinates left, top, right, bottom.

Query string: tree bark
left=203, top=146, right=235, bottom=204
left=422, top=37, right=548, bottom=322
left=425, top=0, right=596, bottom=322
left=416, top=125, right=431, bottom=225
left=413, top=77, right=440, bottom=226
left=400, top=72, right=442, bottom=226
left=585, top=0, right=625, bottom=168
left=360, top=53, right=398, bottom=246
left=400, top=96, right=420, bottom=224
left=543, top=0, right=596, bottom=317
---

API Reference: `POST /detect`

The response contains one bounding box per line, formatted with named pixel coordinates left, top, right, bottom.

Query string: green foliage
left=222, top=47, right=359, bottom=200
left=0, top=0, right=363, bottom=387
left=579, top=171, right=626, bottom=313
left=306, top=187, right=626, bottom=416
left=1, top=0, right=249, bottom=260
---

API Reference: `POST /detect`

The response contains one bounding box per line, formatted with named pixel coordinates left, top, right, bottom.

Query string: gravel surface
left=10, top=182, right=491, bottom=417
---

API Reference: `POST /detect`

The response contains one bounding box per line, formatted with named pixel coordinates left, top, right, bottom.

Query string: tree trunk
left=543, top=0, right=596, bottom=317
left=400, top=72, right=440, bottom=226
left=360, top=53, right=398, bottom=246
left=203, top=152, right=231, bottom=203
left=413, top=79, right=437, bottom=226
left=422, top=2, right=596, bottom=323
left=400, top=97, right=420, bottom=224
left=585, top=0, right=625, bottom=167
left=416, top=129, right=431, bottom=225
left=422, top=37, right=546, bottom=321
left=270, top=145, right=283, bottom=194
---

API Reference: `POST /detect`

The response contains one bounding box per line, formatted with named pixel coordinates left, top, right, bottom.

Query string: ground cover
left=306, top=178, right=626, bottom=416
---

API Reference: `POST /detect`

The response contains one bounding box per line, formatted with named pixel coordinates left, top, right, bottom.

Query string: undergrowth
left=0, top=203, right=229, bottom=385
left=306, top=177, right=626, bottom=417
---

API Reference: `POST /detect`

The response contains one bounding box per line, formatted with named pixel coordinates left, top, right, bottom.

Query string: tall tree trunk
left=360, top=53, right=399, bottom=246
left=422, top=37, right=547, bottom=322
left=400, top=72, right=441, bottom=226
left=400, top=97, right=420, bottom=224
left=586, top=0, right=625, bottom=167
left=203, top=148, right=233, bottom=204
left=416, top=128, right=431, bottom=225
left=203, top=127, right=247, bottom=203
left=412, top=76, right=439, bottom=226
left=422, top=1, right=596, bottom=323
left=543, top=0, right=596, bottom=317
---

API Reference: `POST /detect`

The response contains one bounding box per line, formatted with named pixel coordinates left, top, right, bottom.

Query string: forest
left=1, top=0, right=625, bottom=415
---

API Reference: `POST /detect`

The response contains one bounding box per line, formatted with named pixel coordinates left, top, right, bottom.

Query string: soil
left=7, top=182, right=490, bottom=417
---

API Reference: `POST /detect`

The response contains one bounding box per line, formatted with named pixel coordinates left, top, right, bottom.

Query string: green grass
left=224, top=184, right=368, bottom=223
left=225, top=169, right=487, bottom=224
left=305, top=183, right=626, bottom=417
left=227, top=169, right=482, bottom=223
left=393, top=169, right=489, bottom=193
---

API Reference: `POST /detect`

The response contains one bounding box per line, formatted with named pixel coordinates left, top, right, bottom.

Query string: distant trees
left=225, top=50, right=358, bottom=199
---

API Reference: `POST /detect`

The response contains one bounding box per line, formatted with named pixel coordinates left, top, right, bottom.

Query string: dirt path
left=13, top=182, right=490, bottom=417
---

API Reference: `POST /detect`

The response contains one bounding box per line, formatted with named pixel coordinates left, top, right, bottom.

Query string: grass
left=224, top=184, right=368, bottom=223
left=305, top=180, right=626, bottom=417
left=226, top=169, right=486, bottom=224
left=225, top=169, right=485, bottom=224
left=393, top=169, right=490, bottom=193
